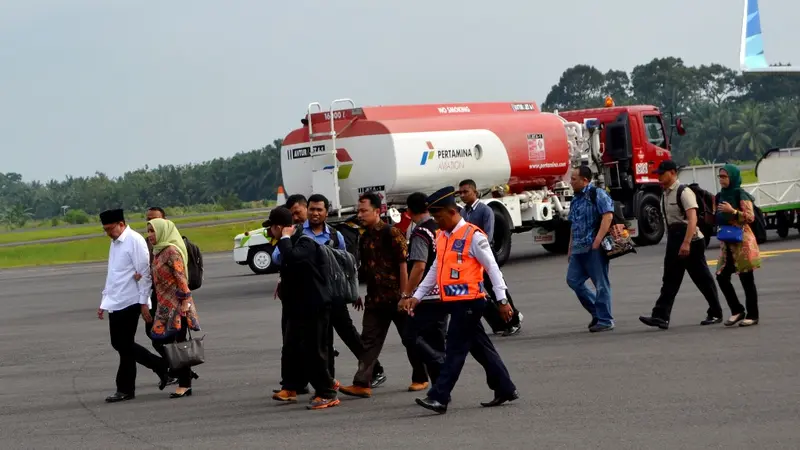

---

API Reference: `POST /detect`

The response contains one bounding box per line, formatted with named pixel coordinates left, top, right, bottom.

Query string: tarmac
left=1, top=232, right=799, bottom=450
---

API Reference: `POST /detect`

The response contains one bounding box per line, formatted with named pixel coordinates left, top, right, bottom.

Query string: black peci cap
left=262, top=206, right=293, bottom=228
left=99, top=209, right=125, bottom=225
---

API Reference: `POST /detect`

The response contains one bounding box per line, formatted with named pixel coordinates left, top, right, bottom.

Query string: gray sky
left=2, top=0, right=797, bottom=182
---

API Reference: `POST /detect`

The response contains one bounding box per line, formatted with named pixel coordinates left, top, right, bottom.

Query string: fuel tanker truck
left=234, top=97, right=684, bottom=273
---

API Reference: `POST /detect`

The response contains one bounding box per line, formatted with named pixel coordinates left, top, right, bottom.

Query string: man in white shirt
left=97, top=209, right=168, bottom=403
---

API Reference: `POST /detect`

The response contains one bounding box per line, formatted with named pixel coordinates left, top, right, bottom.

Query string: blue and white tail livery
left=739, top=0, right=799, bottom=73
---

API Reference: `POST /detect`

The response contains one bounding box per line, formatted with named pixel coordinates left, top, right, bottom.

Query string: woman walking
left=147, top=218, right=201, bottom=397
left=715, top=164, right=761, bottom=327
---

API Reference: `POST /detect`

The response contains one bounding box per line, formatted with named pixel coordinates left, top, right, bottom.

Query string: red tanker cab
left=558, top=102, right=674, bottom=188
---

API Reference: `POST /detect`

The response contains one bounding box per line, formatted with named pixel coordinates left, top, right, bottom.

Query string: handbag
left=716, top=225, right=743, bottom=243
left=163, top=329, right=206, bottom=370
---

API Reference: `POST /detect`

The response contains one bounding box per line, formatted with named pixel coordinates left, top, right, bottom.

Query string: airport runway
left=1, top=234, right=799, bottom=450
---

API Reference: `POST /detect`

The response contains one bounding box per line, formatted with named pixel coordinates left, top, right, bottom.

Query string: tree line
left=2, top=57, right=798, bottom=228
left=542, top=57, right=800, bottom=163
left=0, top=140, right=282, bottom=227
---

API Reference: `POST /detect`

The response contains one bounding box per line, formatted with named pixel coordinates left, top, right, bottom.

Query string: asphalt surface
left=1, top=233, right=799, bottom=450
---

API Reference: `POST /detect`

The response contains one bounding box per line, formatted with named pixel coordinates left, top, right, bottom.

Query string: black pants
left=282, top=304, right=336, bottom=399
left=651, top=228, right=722, bottom=321
left=401, top=301, right=447, bottom=384
left=327, top=302, right=384, bottom=378
left=427, top=299, right=516, bottom=405
left=353, top=303, right=428, bottom=387
left=108, top=303, right=166, bottom=395
left=716, top=247, right=759, bottom=320
left=482, top=272, right=521, bottom=333
left=151, top=316, right=193, bottom=388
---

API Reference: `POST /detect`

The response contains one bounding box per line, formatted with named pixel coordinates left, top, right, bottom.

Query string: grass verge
left=0, top=221, right=262, bottom=269
left=0, top=211, right=268, bottom=245
left=741, top=169, right=757, bottom=184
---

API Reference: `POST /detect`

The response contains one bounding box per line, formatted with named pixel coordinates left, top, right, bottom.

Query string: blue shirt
left=272, top=220, right=346, bottom=265
left=461, top=200, right=495, bottom=242
left=568, top=184, right=614, bottom=254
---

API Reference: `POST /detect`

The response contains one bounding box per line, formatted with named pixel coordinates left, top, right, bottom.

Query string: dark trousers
left=651, top=228, right=722, bottom=321
left=401, top=301, right=448, bottom=384
left=282, top=304, right=336, bottom=399
left=716, top=247, right=759, bottom=320
left=482, top=271, right=521, bottom=333
left=327, top=302, right=384, bottom=378
left=108, top=303, right=166, bottom=395
left=427, top=299, right=516, bottom=405
left=151, top=316, right=192, bottom=388
left=353, top=302, right=427, bottom=387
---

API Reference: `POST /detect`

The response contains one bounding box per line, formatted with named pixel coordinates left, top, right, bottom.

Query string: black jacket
left=277, top=234, right=331, bottom=311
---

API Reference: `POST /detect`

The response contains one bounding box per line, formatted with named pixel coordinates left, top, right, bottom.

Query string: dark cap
left=426, top=186, right=458, bottom=212
left=653, top=160, right=678, bottom=175
left=99, top=209, right=125, bottom=225
left=262, top=206, right=293, bottom=228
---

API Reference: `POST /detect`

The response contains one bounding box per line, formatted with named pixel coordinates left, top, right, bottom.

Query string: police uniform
left=408, top=187, right=519, bottom=414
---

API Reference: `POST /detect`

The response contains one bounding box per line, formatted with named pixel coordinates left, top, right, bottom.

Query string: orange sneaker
left=307, top=396, right=341, bottom=410
left=408, top=382, right=429, bottom=392
left=339, top=385, right=372, bottom=398
left=272, top=389, right=297, bottom=402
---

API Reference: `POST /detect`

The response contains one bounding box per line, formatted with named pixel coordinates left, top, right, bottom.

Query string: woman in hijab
left=715, top=164, right=761, bottom=327
left=147, top=218, right=201, bottom=398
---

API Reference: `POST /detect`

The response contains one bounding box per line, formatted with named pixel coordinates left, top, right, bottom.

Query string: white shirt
left=100, top=226, right=152, bottom=312
left=413, top=218, right=508, bottom=301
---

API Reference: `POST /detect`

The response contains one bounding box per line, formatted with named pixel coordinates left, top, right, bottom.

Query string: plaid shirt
left=568, top=184, right=614, bottom=254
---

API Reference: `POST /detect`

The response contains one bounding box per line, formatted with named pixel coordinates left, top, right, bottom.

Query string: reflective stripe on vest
left=435, top=222, right=486, bottom=302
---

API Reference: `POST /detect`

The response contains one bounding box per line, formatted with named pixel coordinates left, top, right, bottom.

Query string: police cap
left=425, top=186, right=458, bottom=212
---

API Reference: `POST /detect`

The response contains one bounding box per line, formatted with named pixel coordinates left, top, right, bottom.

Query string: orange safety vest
left=435, top=222, right=487, bottom=302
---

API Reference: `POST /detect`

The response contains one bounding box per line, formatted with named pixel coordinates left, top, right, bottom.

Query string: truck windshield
left=643, top=115, right=667, bottom=149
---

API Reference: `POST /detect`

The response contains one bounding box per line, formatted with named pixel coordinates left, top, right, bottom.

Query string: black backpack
left=182, top=236, right=204, bottom=291
left=714, top=191, right=767, bottom=244
left=299, top=235, right=359, bottom=304
left=676, top=184, right=715, bottom=227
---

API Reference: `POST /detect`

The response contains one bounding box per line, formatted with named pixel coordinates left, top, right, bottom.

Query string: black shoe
left=502, top=325, right=521, bottom=336
left=191, top=370, right=200, bottom=380
left=371, top=373, right=387, bottom=389
left=105, top=392, right=134, bottom=403
left=480, top=390, right=519, bottom=407
left=158, top=373, right=177, bottom=391
left=589, top=323, right=615, bottom=333
left=639, top=316, right=669, bottom=330
left=700, top=316, right=722, bottom=325
left=170, top=388, right=192, bottom=399
left=415, top=396, right=447, bottom=414
left=588, top=318, right=598, bottom=329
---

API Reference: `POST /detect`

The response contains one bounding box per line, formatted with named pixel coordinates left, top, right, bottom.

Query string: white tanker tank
left=280, top=100, right=585, bottom=211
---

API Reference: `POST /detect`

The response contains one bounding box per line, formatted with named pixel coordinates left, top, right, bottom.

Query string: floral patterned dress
left=716, top=199, right=762, bottom=274
left=150, top=245, right=200, bottom=339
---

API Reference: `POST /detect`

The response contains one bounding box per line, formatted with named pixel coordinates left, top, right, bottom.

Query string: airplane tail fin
left=740, top=0, right=769, bottom=71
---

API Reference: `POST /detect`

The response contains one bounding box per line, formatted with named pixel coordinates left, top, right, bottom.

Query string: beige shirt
left=662, top=179, right=704, bottom=240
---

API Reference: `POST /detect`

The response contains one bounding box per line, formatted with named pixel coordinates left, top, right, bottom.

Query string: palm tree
left=729, top=104, right=773, bottom=160
left=775, top=100, right=800, bottom=147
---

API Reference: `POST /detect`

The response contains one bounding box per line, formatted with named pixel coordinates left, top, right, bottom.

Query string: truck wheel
left=542, top=223, right=571, bottom=254
left=777, top=211, right=790, bottom=238
left=247, top=247, right=273, bottom=275
left=491, top=210, right=512, bottom=267
left=632, top=192, right=665, bottom=246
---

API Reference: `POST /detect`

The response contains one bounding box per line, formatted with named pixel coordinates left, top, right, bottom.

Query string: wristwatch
left=497, top=298, right=509, bottom=305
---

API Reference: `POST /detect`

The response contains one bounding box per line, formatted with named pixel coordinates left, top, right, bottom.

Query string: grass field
left=0, top=221, right=262, bottom=269
left=0, top=210, right=268, bottom=245
left=742, top=169, right=757, bottom=184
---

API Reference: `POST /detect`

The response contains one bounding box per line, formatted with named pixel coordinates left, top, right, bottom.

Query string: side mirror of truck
left=675, top=117, right=686, bottom=136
